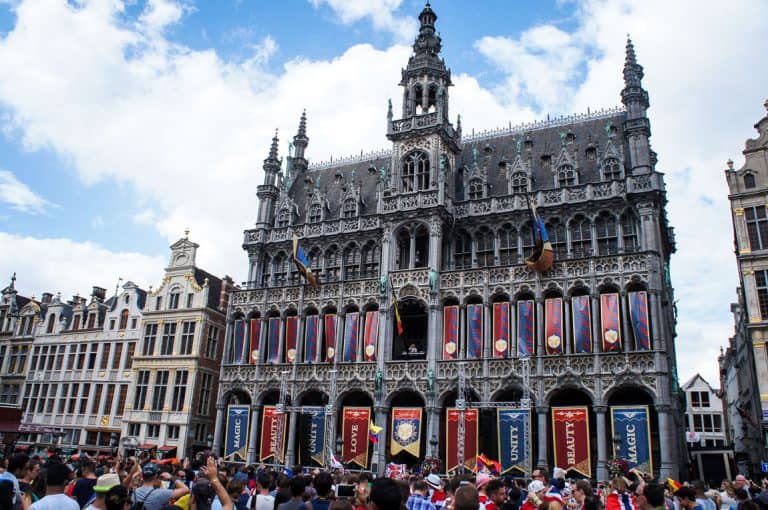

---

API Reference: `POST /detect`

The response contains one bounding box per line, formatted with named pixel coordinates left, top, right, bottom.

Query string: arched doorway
left=606, top=386, right=660, bottom=480
left=337, top=390, right=374, bottom=470
left=387, top=391, right=426, bottom=468
left=296, top=390, right=329, bottom=468
left=440, top=388, right=482, bottom=474
left=392, top=298, right=427, bottom=360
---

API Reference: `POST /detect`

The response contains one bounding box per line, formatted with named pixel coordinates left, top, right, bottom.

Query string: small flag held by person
left=293, top=234, right=318, bottom=288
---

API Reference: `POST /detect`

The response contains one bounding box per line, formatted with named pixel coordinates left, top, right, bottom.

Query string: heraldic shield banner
left=552, top=407, right=591, bottom=477
left=391, top=408, right=422, bottom=457
left=224, top=405, right=250, bottom=462
left=446, top=408, right=478, bottom=472
left=497, top=408, right=531, bottom=474
left=259, top=405, right=287, bottom=463
left=342, top=407, right=370, bottom=468
left=611, top=405, right=653, bottom=475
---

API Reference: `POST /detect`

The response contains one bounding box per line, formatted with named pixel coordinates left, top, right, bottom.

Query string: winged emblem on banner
left=394, top=420, right=419, bottom=446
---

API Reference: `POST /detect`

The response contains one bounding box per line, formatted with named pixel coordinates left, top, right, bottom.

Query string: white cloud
left=0, top=232, right=164, bottom=298
left=308, top=0, right=416, bottom=43
left=0, top=169, right=52, bottom=214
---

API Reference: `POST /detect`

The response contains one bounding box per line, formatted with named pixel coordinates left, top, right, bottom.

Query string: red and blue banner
left=628, top=291, right=651, bottom=351
left=285, top=316, right=298, bottom=363
left=304, top=316, right=320, bottom=363
left=363, top=311, right=378, bottom=361
left=443, top=305, right=459, bottom=360
left=224, top=405, right=250, bottom=462
left=343, top=312, right=359, bottom=362
left=324, top=315, right=337, bottom=362
left=517, top=300, right=535, bottom=356
left=600, top=293, right=622, bottom=352
left=467, top=304, right=483, bottom=358
left=492, top=303, right=510, bottom=358
left=342, top=407, right=370, bottom=468
left=249, top=319, right=262, bottom=364
left=552, top=407, right=591, bottom=477
left=446, top=408, right=478, bottom=472
left=611, top=405, right=653, bottom=475
left=267, top=317, right=281, bottom=363
left=571, top=295, right=592, bottom=354
left=391, top=408, right=422, bottom=457
left=233, top=320, right=246, bottom=364
left=497, top=408, right=531, bottom=474
left=259, top=405, right=287, bottom=462
left=545, top=298, right=564, bottom=355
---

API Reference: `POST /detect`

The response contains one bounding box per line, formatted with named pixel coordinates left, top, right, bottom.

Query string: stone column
left=537, top=406, right=549, bottom=470
left=535, top=298, right=545, bottom=356
left=657, top=404, right=675, bottom=479
left=733, top=207, right=751, bottom=254
left=594, top=405, right=609, bottom=481
left=247, top=404, right=261, bottom=464
left=375, top=406, right=388, bottom=474
left=483, top=301, right=492, bottom=359
left=620, top=292, right=632, bottom=352
left=591, top=294, right=601, bottom=353
left=285, top=410, right=298, bottom=467
left=428, top=303, right=440, bottom=363
left=212, top=403, right=226, bottom=453
left=563, top=297, right=572, bottom=355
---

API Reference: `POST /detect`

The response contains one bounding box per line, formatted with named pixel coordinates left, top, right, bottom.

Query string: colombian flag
left=369, top=420, right=382, bottom=444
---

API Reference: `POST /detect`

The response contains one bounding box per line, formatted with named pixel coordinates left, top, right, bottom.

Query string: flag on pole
left=476, top=453, right=501, bottom=475
left=369, top=420, right=382, bottom=444
left=292, top=234, right=318, bottom=288
left=390, top=281, right=404, bottom=335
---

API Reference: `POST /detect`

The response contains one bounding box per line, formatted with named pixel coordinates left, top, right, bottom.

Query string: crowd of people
left=0, top=452, right=766, bottom=510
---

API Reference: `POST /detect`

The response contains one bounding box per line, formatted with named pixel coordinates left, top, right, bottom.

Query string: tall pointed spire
left=268, top=129, right=280, bottom=161
left=623, top=36, right=644, bottom=89
left=292, top=110, right=309, bottom=172
left=621, top=36, right=652, bottom=175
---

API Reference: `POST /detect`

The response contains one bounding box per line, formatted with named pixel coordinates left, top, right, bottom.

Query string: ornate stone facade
left=216, top=4, right=682, bottom=479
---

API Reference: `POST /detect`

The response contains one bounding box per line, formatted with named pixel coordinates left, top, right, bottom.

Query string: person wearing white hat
left=84, top=473, right=122, bottom=510
left=426, top=475, right=446, bottom=509
left=521, top=481, right=547, bottom=510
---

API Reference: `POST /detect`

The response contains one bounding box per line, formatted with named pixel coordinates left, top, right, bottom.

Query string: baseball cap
left=94, top=473, right=121, bottom=493
left=142, top=463, right=159, bottom=477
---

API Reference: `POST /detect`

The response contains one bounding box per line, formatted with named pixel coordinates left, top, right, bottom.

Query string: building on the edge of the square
left=723, top=99, right=768, bottom=474
left=122, top=234, right=232, bottom=459
left=214, top=3, right=683, bottom=479
left=19, top=283, right=144, bottom=454
left=680, top=374, right=733, bottom=483
left=0, top=275, right=32, bottom=410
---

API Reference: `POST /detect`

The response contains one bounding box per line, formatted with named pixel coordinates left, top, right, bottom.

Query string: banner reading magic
left=342, top=407, right=370, bottom=468
left=497, top=409, right=531, bottom=474
left=611, top=406, right=653, bottom=475
left=224, top=405, right=250, bottom=462
left=552, top=407, right=591, bottom=477
left=390, top=408, right=422, bottom=458
left=259, top=405, right=287, bottom=463
left=298, top=410, right=326, bottom=466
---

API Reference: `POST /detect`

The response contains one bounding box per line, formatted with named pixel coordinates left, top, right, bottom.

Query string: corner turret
left=621, top=36, right=653, bottom=175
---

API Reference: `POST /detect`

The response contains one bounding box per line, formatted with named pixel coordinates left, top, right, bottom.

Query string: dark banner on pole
left=224, top=405, right=250, bottom=462
left=298, top=409, right=326, bottom=467
left=492, top=302, right=510, bottom=358
left=285, top=316, right=298, bottom=363
left=611, top=405, right=653, bottom=475
left=552, top=407, right=591, bottom=477
left=342, top=407, right=370, bottom=468
left=497, top=408, right=530, bottom=474
left=443, top=305, right=459, bottom=360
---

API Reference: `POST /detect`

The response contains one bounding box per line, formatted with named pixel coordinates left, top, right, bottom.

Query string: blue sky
left=0, top=0, right=766, bottom=385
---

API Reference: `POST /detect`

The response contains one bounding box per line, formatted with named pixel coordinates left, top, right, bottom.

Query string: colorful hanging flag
left=304, top=315, right=320, bottom=363
left=285, top=316, right=298, bottom=363
left=446, top=408, right=478, bottom=472
left=298, top=409, right=326, bottom=466
left=249, top=318, right=262, bottom=364
left=324, top=314, right=337, bottom=362
left=477, top=453, right=501, bottom=475
left=369, top=420, right=382, bottom=445
left=467, top=304, right=483, bottom=358
left=545, top=298, right=564, bottom=355
left=259, top=405, right=287, bottom=462
left=292, top=234, right=318, bottom=288
left=391, top=282, right=404, bottom=335
left=233, top=319, right=246, bottom=364
left=517, top=300, right=535, bottom=356
left=571, top=295, right=592, bottom=353
left=497, top=408, right=531, bottom=474
left=224, top=405, right=250, bottom=462
left=343, top=312, right=359, bottom=362
left=267, top=317, right=281, bottom=363
left=600, top=293, right=622, bottom=352
left=443, top=305, right=459, bottom=360
left=391, top=408, right=422, bottom=457
left=363, top=311, right=379, bottom=361
left=628, top=291, right=651, bottom=350
left=342, top=407, right=371, bottom=468
left=552, top=407, right=591, bottom=477
left=492, top=302, right=510, bottom=358
left=611, top=405, right=653, bottom=475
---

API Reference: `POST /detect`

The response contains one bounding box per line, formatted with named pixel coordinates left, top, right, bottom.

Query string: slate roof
left=194, top=268, right=222, bottom=310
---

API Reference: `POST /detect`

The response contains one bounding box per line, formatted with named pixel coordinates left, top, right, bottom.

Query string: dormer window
left=603, top=158, right=622, bottom=180
left=342, top=198, right=357, bottom=218
left=557, top=165, right=576, bottom=187
left=277, top=207, right=291, bottom=228
left=169, top=291, right=180, bottom=310
left=745, top=172, right=756, bottom=189
left=308, top=204, right=322, bottom=224
left=511, top=172, right=528, bottom=194
left=468, top=178, right=484, bottom=200
left=586, top=147, right=597, bottom=162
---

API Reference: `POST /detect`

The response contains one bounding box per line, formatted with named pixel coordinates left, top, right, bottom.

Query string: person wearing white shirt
left=30, top=463, right=79, bottom=510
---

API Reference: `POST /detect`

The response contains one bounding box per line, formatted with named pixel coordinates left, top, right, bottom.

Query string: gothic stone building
left=215, top=4, right=682, bottom=479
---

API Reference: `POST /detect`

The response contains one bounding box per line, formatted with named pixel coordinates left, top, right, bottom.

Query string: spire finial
left=623, top=34, right=643, bottom=87
left=10, top=272, right=15, bottom=290
left=269, top=129, right=279, bottom=160
left=298, top=110, right=307, bottom=137
left=184, top=228, right=190, bottom=239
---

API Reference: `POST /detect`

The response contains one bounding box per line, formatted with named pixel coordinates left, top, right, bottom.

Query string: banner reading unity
left=517, top=300, right=535, bottom=356
left=324, top=315, right=337, bottom=362
left=259, top=405, right=287, bottom=462
left=249, top=318, right=262, bottom=364
left=628, top=291, right=651, bottom=351
left=285, top=316, right=298, bottom=363
left=390, top=408, right=422, bottom=458
left=600, top=293, right=622, bottom=352
left=492, top=302, right=510, bottom=358
left=545, top=298, right=564, bottom=355
left=363, top=311, right=379, bottom=361
left=304, top=315, right=320, bottom=363
left=497, top=408, right=531, bottom=474
left=443, top=305, right=459, bottom=360
left=298, top=409, right=326, bottom=466
left=571, top=295, right=592, bottom=353
left=467, top=304, right=483, bottom=358
left=342, top=407, right=370, bottom=468
left=224, top=405, right=250, bottom=462
left=552, top=407, right=591, bottom=477
left=446, top=408, right=478, bottom=472
left=611, top=405, right=653, bottom=475
left=267, top=318, right=281, bottom=363
left=234, top=320, right=246, bottom=364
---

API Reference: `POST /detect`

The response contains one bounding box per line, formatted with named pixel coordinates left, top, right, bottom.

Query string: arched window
left=342, top=198, right=357, bottom=218
left=402, top=151, right=430, bottom=192
left=546, top=219, right=567, bottom=259
left=511, top=172, right=528, bottom=194
left=586, top=147, right=597, bottom=162
left=414, top=225, right=429, bottom=268
left=595, top=212, right=618, bottom=255
left=621, top=211, right=639, bottom=252
left=413, top=84, right=423, bottom=114
left=603, top=158, right=622, bottom=180
left=468, top=179, right=484, bottom=200
left=260, top=254, right=271, bottom=286
left=169, top=290, right=181, bottom=310
left=557, top=165, right=576, bottom=187
left=476, top=227, right=494, bottom=267
left=276, top=207, right=291, bottom=228
left=498, top=224, right=517, bottom=265
left=119, top=309, right=129, bottom=330
left=343, top=244, right=361, bottom=280
left=570, top=215, right=592, bottom=257
left=325, top=246, right=340, bottom=282
left=361, top=241, right=380, bottom=277
left=521, top=222, right=535, bottom=258
left=397, top=228, right=411, bottom=270
left=454, top=230, right=472, bottom=269
left=427, top=83, right=438, bottom=113
left=46, top=314, right=56, bottom=334
left=273, top=252, right=289, bottom=286
left=308, top=204, right=322, bottom=224
left=745, top=173, right=756, bottom=189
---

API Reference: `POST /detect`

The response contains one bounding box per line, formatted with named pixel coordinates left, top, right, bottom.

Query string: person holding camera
left=132, top=463, right=189, bottom=510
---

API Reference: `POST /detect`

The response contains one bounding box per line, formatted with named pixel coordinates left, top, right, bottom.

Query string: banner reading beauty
left=298, top=409, right=326, bottom=466
left=497, top=408, right=531, bottom=474
left=446, top=408, right=478, bottom=472
left=390, top=408, right=422, bottom=458
left=342, top=407, right=370, bottom=468
left=259, top=405, right=287, bottom=462
left=552, top=407, right=591, bottom=477
left=224, top=405, right=250, bottom=462
left=611, top=405, right=653, bottom=475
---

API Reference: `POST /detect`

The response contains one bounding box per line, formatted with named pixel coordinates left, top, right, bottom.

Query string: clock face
left=174, top=253, right=189, bottom=266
